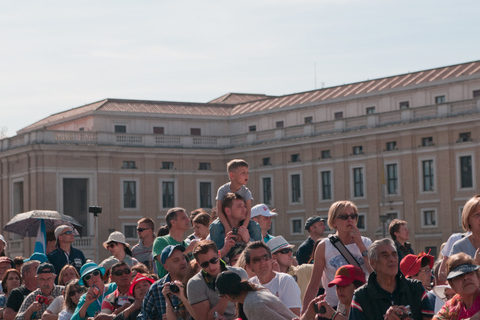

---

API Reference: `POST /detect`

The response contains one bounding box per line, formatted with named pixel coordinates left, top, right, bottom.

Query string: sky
left=1, top=0, right=479, bottom=136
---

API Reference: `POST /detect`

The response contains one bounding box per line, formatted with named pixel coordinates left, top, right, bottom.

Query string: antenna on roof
left=314, top=63, right=317, bottom=89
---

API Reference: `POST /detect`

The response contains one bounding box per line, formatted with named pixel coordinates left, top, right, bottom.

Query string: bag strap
left=328, top=234, right=362, bottom=269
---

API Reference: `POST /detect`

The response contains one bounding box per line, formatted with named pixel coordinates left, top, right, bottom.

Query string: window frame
left=160, top=178, right=177, bottom=209
left=289, top=217, right=304, bottom=236
left=288, top=172, right=303, bottom=204
left=421, top=208, right=438, bottom=228
left=197, top=179, right=214, bottom=209
left=260, top=175, right=274, bottom=206
left=121, top=178, right=139, bottom=210
left=456, top=152, right=475, bottom=191
left=319, top=169, right=333, bottom=201
left=351, top=165, right=366, bottom=199
left=123, top=223, right=138, bottom=241
left=420, top=159, right=435, bottom=193
left=385, top=162, right=399, bottom=195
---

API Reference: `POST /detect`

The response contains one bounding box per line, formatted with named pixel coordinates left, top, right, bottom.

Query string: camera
left=91, top=285, right=100, bottom=297
left=170, top=283, right=180, bottom=293
left=36, top=295, right=47, bottom=304
left=232, top=228, right=238, bottom=235
left=396, top=306, right=412, bottom=320
left=313, top=303, right=326, bottom=314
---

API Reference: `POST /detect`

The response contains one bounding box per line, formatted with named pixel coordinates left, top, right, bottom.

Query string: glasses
left=69, top=288, right=86, bottom=296
left=337, top=213, right=359, bottom=220
left=62, top=230, right=74, bottom=236
left=277, top=248, right=292, bottom=255
left=112, top=268, right=131, bottom=276
left=419, top=268, right=432, bottom=274
left=251, top=254, right=270, bottom=264
left=83, top=270, right=101, bottom=282
left=137, top=228, right=151, bottom=233
left=200, top=257, right=219, bottom=269
left=107, top=242, right=117, bottom=249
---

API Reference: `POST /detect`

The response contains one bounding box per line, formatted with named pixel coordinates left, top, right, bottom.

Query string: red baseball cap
left=400, top=252, right=434, bottom=278
left=328, top=265, right=366, bottom=288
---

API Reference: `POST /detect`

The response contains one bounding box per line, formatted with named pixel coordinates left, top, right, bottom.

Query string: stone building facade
left=1, top=60, right=480, bottom=260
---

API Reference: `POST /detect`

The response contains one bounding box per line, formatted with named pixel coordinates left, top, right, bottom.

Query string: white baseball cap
left=251, top=204, right=278, bottom=218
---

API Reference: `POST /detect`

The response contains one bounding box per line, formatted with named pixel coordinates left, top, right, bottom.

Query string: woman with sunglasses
left=59, top=280, right=85, bottom=320
left=71, top=262, right=117, bottom=320
left=99, top=232, right=139, bottom=272
left=302, top=200, right=373, bottom=313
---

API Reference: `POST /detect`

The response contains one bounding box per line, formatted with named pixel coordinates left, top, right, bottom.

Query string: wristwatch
left=362, top=250, right=368, bottom=257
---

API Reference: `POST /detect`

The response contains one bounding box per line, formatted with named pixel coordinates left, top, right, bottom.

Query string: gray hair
left=21, top=260, right=40, bottom=278
left=368, top=238, right=396, bottom=261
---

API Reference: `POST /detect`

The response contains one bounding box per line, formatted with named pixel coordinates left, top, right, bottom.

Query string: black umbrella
left=4, top=210, right=83, bottom=237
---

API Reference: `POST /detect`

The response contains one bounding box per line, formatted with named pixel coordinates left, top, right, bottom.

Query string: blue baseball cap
left=160, top=245, right=185, bottom=264
left=24, top=252, right=48, bottom=263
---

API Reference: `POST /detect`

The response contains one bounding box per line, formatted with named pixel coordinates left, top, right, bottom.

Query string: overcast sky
left=1, top=0, right=479, bottom=136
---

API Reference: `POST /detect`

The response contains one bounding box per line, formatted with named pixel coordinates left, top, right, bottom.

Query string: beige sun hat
left=103, top=231, right=130, bottom=249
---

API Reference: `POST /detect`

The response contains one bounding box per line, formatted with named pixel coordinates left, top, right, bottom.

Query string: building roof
left=18, top=60, right=480, bottom=133
left=208, top=92, right=274, bottom=104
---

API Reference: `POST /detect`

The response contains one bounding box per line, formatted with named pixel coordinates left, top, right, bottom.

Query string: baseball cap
left=160, top=245, right=185, bottom=264
left=400, top=252, right=434, bottom=278
left=55, top=225, right=73, bottom=240
left=37, top=262, right=56, bottom=275
left=251, top=204, right=278, bottom=218
left=24, top=252, right=48, bottom=263
left=0, top=257, right=13, bottom=267
left=328, top=265, right=366, bottom=288
left=305, top=216, right=325, bottom=230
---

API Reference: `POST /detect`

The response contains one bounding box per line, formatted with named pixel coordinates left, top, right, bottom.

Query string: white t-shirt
left=322, top=236, right=372, bottom=306
left=249, top=272, right=301, bottom=309
left=47, top=295, right=65, bottom=315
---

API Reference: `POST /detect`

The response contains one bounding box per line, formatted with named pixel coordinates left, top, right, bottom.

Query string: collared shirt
left=131, top=240, right=153, bottom=269
left=47, top=245, right=86, bottom=277
left=349, top=272, right=433, bottom=320
left=138, top=274, right=193, bottom=320
left=16, top=286, right=64, bottom=320
left=264, top=233, right=274, bottom=243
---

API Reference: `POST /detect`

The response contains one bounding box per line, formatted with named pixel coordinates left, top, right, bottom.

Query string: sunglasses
left=251, top=254, right=270, bottom=264
left=83, top=270, right=101, bottom=282
left=107, top=242, right=117, bottom=249
left=337, top=213, right=359, bottom=220
left=137, top=228, right=151, bottom=232
left=112, top=268, right=131, bottom=277
left=69, top=288, right=86, bottom=296
left=277, top=248, right=292, bottom=255
left=62, top=230, right=74, bottom=236
left=200, top=257, right=219, bottom=269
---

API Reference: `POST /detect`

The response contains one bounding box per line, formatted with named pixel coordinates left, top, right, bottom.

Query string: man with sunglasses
left=139, top=244, right=194, bottom=320
left=267, top=236, right=313, bottom=301
left=132, top=218, right=155, bottom=270
left=187, top=240, right=247, bottom=320
left=246, top=241, right=302, bottom=317
left=47, top=225, right=86, bottom=281
left=99, top=262, right=134, bottom=316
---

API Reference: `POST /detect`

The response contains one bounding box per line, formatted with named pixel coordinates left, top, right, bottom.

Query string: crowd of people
left=0, top=159, right=480, bottom=320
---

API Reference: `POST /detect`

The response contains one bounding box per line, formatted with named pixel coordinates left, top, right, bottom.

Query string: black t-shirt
left=5, top=285, right=32, bottom=312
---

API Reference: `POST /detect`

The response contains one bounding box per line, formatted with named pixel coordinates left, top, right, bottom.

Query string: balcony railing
left=1, top=99, right=479, bottom=151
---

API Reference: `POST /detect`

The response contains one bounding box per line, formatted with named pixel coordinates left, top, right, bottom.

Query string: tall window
left=262, top=177, right=272, bottom=205
left=199, top=182, right=212, bottom=208
left=321, top=171, right=332, bottom=200
left=460, top=156, right=473, bottom=188
left=162, top=181, right=175, bottom=208
left=386, top=164, right=398, bottom=194
left=423, top=210, right=436, bottom=226
left=123, top=181, right=136, bottom=208
left=353, top=168, right=364, bottom=197
left=422, top=160, right=434, bottom=191
left=291, top=174, right=301, bottom=203
left=291, top=218, right=303, bottom=235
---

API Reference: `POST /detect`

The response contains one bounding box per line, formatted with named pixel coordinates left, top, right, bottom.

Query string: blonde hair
left=461, top=195, right=480, bottom=231
left=327, top=200, right=358, bottom=230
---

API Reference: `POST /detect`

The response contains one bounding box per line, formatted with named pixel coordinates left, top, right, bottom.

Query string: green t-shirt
left=152, top=235, right=185, bottom=278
